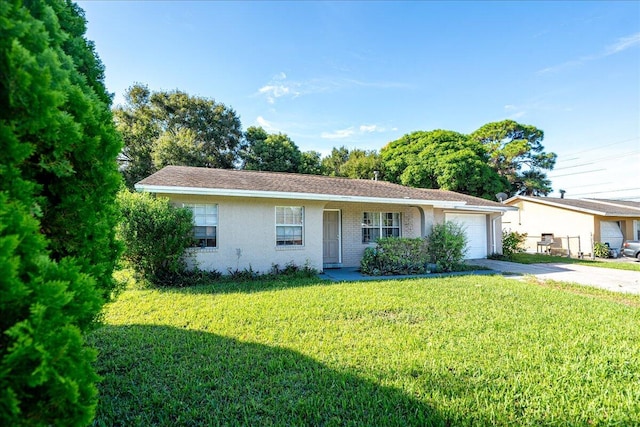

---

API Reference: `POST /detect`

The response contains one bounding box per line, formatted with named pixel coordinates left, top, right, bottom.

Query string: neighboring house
left=502, top=196, right=640, bottom=256
left=135, top=166, right=515, bottom=273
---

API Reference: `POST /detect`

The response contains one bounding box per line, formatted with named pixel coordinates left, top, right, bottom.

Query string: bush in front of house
left=593, top=242, right=611, bottom=258
left=501, top=229, right=528, bottom=259
left=117, top=190, right=195, bottom=285
left=360, top=237, right=430, bottom=275
left=426, top=221, right=468, bottom=272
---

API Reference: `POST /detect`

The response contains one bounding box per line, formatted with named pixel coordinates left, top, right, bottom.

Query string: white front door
left=323, top=210, right=341, bottom=265
left=445, top=213, right=488, bottom=259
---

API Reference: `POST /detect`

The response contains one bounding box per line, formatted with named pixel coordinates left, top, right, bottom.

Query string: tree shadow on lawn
left=88, top=324, right=456, bottom=426
left=155, top=275, right=346, bottom=296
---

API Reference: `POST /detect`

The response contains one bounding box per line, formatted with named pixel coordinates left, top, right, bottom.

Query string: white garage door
left=600, top=221, right=623, bottom=250
left=445, top=213, right=488, bottom=259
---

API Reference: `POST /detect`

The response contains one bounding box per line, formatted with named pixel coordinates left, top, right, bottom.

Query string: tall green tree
left=321, top=146, right=350, bottom=177
left=381, top=130, right=507, bottom=199
left=340, top=149, right=384, bottom=180
left=515, top=169, right=553, bottom=196
left=114, top=84, right=244, bottom=188
left=1, top=0, right=122, bottom=424
left=299, top=150, right=324, bottom=175
left=470, top=120, right=556, bottom=195
left=241, top=127, right=302, bottom=172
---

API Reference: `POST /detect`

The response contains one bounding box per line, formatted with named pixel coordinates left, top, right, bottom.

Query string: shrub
left=427, top=221, right=468, bottom=272
left=594, top=242, right=611, bottom=258
left=117, top=191, right=195, bottom=284
left=1, top=1, right=122, bottom=424
left=502, top=230, right=528, bottom=259
left=360, top=238, right=430, bottom=275
left=0, top=195, right=102, bottom=427
left=269, top=261, right=317, bottom=278
left=360, top=247, right=384, bottom=276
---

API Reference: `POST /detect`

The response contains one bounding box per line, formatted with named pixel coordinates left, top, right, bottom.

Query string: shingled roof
left=136, top=166, right=510, bottom=210
left=505, top=196, right=640, bottom=217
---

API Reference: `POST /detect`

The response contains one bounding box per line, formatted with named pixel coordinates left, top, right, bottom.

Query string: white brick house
left=136, top=166, right=514, bottom=273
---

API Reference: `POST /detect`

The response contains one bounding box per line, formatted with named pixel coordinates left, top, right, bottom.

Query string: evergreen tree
left=0, top=0, right=122, bottom=424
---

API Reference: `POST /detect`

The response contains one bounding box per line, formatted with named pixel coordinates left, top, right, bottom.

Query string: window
left=362, top=212, right=400, bottom=243
left=276, top=206, right=304, bottom=246
left=184, top=204, right=218, bottom=248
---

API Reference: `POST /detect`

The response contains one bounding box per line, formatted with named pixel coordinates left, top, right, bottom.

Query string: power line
left=557, top=136, right=640, bottom=157
left=549, top=168, right=606, bottom=178
left=570, top=187, right=640, bottom=197
left=560, top=181, right=613, bottom=189
left=553, top=149, right=640, bottom=170
left=552, top=160, right=595, bottom=171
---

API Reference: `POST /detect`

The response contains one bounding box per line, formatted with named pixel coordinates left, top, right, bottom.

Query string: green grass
left=500, top=253, right=640, bottom=271
left=88, top=276, right=640, bottom=426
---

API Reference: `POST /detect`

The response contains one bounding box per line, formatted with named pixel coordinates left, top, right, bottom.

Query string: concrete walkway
left=468, top=259, right=639, bottom=295
left=320, top=260, right=640, bottom=295
left=319, top=267, right=495, bottom=282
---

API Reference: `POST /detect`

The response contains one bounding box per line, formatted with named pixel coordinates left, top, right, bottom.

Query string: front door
left=323, top=210, right=341, bottom=265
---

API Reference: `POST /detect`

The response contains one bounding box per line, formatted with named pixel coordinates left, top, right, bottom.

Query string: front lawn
left=501, top=253, right=640, bottom=272
left=88, top=276, right=640, bottom=426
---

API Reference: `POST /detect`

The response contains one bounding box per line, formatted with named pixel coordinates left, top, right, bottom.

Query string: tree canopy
left=381, top=130, right=507, bottom=199
left=338, top=149, right=384, bottom=180
left=114, top=84, right=244, bottom=188
left=1, top=0, right=122, bottom=424
left=241, top=127, right=301, bottom=173
left=470, top=120, right=556, bottom=196
left=321, top=146, right=351, bottom=177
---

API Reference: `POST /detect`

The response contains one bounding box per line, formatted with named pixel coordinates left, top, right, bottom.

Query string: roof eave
left=504, top=195, right=636, bottom=216
left=451, top=205, right=518, bottom=213
left=135, top=183, right=475, bottom=209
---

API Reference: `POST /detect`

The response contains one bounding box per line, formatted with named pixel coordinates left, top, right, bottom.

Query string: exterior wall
left=321, top=204, right=501, bottom=266
left=155, top=192, right=504, bottom=271
left=158, top=193, right=325, bottom=274
left=323, top=202, right=432, bottom=268
left=502, top=200, right=595, bottom=255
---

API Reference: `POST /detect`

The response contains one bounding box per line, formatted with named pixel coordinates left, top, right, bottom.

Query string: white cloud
left=256, top=116, right=277, bottom=132
left=321, top=127, right=355, bottom=139
left=503, top=104, right=526, bottom=119
left=605, top=32, right=640, bottom=55
left=359, top=124, right=381, bottom=133
left=258, top=85, right=292, bottom=104
left=321, top=123, right=392, bottom=139
left=257, top=72, right=300, bottom=104
left=256, top=74, right=407, bottom=104
left=538, top=32, right=640, bottom=75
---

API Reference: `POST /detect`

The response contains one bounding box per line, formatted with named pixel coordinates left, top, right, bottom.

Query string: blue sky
left=78, top=1, right=639, bottom=201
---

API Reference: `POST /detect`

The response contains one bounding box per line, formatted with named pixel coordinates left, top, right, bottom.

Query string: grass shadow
left=148, top=274, right=340, bottom=296
left=88, top=324, right=448, bottom=426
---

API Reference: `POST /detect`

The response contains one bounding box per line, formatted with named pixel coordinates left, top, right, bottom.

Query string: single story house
left=502, top=196, right=640, bottom=256
left=135, top=166, right=515, bottom=273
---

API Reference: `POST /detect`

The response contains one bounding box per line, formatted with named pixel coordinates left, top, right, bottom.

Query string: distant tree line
left=116, top=84, right=556, bottom=199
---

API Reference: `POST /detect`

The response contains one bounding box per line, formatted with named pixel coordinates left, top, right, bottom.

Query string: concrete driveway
left=470, top=259, right=640, bottom=295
